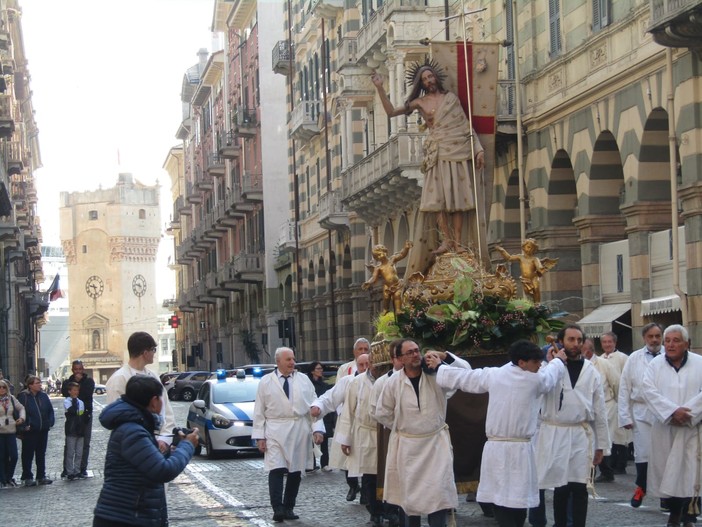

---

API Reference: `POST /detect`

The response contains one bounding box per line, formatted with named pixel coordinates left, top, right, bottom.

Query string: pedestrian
left=252, top=347, right=325, bottom=522
left=618, top=322, right=664, bottom=508
left=532, top=324, right=610, bottom=527
left=307, top=361, right=333, bottom=471
left=311, top=353, right=370, bottom=501
left=374, top=339, right=470, bottom=527
left=93, top=375, right=198, bottom=527
left=426, top=339, right=567, bottom=527
left=581, top=338, right=621, bottom=483
left=106, top=331, right=175, bottom=449
left=0, top=379, right=24, bottom=487
left=599, top=331, right=631, bottom=475
left=55, top=379, right=62, bottom=395
left=63, top=381, right=86, bottom=480
left=61, top=359, right=95, bottom=477
left=642, top=324, right=702, bottom=527
left=17, top=374, right=55, bottom=486
left=336, top=353, right=385, bottom=527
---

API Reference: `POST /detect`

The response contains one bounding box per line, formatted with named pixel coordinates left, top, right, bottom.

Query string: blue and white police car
left=186, top=369, right=261, bottom=458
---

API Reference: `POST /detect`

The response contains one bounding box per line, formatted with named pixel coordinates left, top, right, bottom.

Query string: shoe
left=23, top=479, right=37, bottom=487
left=346, top=486, right=358, bottom=501
left=386, top=513, right=400, bottom=527
left=630, top=486, right=645, bottom=508
left=321, top=466, right=332, bottom=472
left=272, top=508, right=285, bottom=522
left=37, top=478, right=53, bottom=485
left=661, top=498, right=671, bottom=512
left=594, top=474, right=614, bottom=483
left=60, top=470, right=67, bottom=479
left=370, top=515, right=383, bottom=527
left=80, top=470, right=89, bottom=478
left=6, top=479, right=17, bottom=487
left=284, top=509, right=299, bottom=520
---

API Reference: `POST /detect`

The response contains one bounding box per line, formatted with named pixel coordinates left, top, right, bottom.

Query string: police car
left=186, top=369, right=261, bottom=458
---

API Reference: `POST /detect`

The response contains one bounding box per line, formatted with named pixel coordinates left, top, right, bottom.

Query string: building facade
left=0, top=0, right=45, bottom=385
left=59, top=173, right=160, bottom=383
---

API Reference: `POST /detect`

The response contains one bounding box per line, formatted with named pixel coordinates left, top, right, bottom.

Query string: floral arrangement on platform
left=375, top=258, right=566, bottom=353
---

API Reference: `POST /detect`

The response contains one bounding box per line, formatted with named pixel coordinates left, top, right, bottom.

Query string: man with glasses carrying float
left=374, top=339, right=470, bottom=527
left=106, top=332, right=176, bottom=451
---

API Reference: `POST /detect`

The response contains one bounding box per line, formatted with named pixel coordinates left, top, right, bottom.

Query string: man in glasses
left=374, top=339, right=469, bottom=527
left=60, top=360, right=95, bottom=478
left=106, top=332, right=175, bottom=451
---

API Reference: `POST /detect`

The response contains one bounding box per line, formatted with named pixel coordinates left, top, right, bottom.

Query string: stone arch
left=580, top=130, right=625, bottom=221
left=382, top=219, right=394, bottom=251
left=342, top=244, right=352, bottom=288
left=397, top=214, right=410, bottom=249
left=545, top=150, right=577, bottom=227
left=307, top=260, right=315, bottom=299
left=284, top=274, right=293, bottom=310
left=317, top=256, right=326, bottom=296
left=632, top=107, right=673, bottom=203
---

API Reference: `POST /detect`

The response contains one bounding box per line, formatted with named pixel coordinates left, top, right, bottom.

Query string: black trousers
left=268, top=468, right=301, bottom=511
left=553, top=482, right=587, bottom=527
left=493, top=505, right=527, bottom=527
left=666, top=496, right=699, bottom=524
left=361, top=474, right=382, bottom=516
left=634, top=461, right=648, bottom=491
left=20, top=430, right=49, bottom=480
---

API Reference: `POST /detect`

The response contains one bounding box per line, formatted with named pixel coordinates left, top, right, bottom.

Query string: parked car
left=94, top=383, right=107, bottom=395
left=165, top=372, right=191, bottom=399
left=211, top=364, right=276, bottom=380
left=186, top=372, right=261, bottom=458
left=160, top=371, right=180, bottom=386
left=170, top=371, right=211, bottom=402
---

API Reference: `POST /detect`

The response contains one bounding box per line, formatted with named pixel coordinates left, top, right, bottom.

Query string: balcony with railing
left=205, top=270, right=231, bottom=299
left=0, top=94, right=14, bottom=138
left=496, top=79, right=517, bottom=134
left=205, top=151, right=225, bottom=177
left=290, top=100, right=321, bottom=141
left=272, top=40, right=291, bottom=76
left=356, top=5, right=386, bottom=63
left=278, top=219, right=297, bottom=254
left=231, top=252, right=264, bottom=283
left=310, top=0, right=343, bottom=18
left=4, top=139, right=24, bottom=175
left=214, top=198, right=238, bottom=229
left=242, top=171, right=263, bottom=202
left=235, top=108, right=257, bottom=138
left=219, top=262, right=247, bottom=292
left=219, top=130, right=241, bottom=160
left=341, top=132, right=424, bottom=225
left=175, top=195, right=190, bottom=216
left=226, top=184, right=255, bottom=217
left=195, top=166, right=215, bottom=192
left=648, top=0, right=702, bottom=49
left=318, top=190, right=349, bottom=229
left=337, top=37, right=358, bottom=68
left=176, top=289, right=196, bottom=313
left=185, top=181, right=202, bottom=205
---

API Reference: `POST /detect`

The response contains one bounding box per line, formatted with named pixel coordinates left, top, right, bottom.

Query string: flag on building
left=46, top=273, right=62, bottom=302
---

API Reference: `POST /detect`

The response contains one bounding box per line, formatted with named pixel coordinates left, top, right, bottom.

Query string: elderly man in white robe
left=311, top=353, right=369, bottom=501
left=426, top=339, right=567, bottom=527
left=252, top=347, right=324, bottom=523
left=336, top=354, right=384, bottom=527
left=642, top=324, right=702, bottom=527
left=534, top=324, right=610, bottom=527
left=374, top=339, right=469, bottom=527
left=618, top=322, right=664, bottom=508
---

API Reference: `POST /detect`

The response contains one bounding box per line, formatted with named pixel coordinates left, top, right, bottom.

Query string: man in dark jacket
left=61, top=360, right=95, bottom=477
left=93, top=375, right=198, bottom=527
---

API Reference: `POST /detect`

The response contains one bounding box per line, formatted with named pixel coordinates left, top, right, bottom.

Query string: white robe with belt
left=252, top=370, right=324, bottom=473
left=618, top=347, right=660, bottom=462
left=312, top=374, right=355, bottom=470
left=335, top=371, right=378, bottom=477
left=437, top=359, right=565, bottom=508
left=535, top=359, right=610, bottom=488
left=643, top=352, right=702, bottom=498
left=374, top=354, right=469, bottom=516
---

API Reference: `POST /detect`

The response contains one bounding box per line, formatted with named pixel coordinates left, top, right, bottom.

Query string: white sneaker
left=322, top=466, right=333, bottom=472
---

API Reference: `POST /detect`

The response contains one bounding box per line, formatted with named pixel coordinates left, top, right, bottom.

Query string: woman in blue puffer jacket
left=93, top=375, right=199, bottom=527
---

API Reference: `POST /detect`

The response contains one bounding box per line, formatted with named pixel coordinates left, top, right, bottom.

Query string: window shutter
left=549, top=0, right=562, bottom=56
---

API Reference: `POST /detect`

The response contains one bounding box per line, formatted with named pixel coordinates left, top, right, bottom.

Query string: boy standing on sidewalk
left=63, top=382, right=85, bottom=480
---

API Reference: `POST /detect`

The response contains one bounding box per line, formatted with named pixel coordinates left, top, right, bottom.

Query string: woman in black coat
left=308, top=362, right=334, bottom=471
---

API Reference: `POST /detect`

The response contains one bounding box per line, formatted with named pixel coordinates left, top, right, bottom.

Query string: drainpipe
left=513, top=0, right=526, bottom=243
left=667, top=48, right=687, bottom=326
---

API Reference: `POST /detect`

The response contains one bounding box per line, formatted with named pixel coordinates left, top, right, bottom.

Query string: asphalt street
left=5, top=394, right=677, bottom=527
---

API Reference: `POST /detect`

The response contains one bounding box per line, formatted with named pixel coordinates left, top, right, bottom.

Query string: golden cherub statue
left=362, top=241, right=413, bottom=313
left=495, top=238, right=558, bottom=303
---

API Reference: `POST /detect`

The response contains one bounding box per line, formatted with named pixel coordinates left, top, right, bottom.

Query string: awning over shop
left=577, top=303, right=631, bottom=337
left=641, top=294, right=682, bottom=316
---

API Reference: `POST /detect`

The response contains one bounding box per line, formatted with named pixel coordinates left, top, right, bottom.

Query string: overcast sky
left=20, top=0, right=215, bottom=300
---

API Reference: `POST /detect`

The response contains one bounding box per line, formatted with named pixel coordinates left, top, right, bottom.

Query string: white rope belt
left=541, top=420, right=587, bottom=427
left=396, top=424, right=448, bottom=439
left=487, top=436, right=530, bottom=442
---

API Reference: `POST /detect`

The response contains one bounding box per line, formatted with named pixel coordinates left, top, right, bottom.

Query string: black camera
left=172, top=427, right=194, bottom=446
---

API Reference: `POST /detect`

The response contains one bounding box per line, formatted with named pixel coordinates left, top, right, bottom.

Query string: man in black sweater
left=61, top=360, right=95, bottom=477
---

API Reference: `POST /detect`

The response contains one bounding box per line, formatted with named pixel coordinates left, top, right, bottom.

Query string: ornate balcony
left=235, top=108, right=257, bottom=138
left=341, top=132, right=424, bottom=225
left=497, top=79, right=517, bottom=135
left=0, top=94, right=15, bottom=139
left=195, top=279, right=217, bottom=305
left=272, top=40, right=291, bottom=76
left=185, top=284, right=208, bottom=309
left=205, top=271, right=231, bottom=299
left=231, top=253, right=264, bottom=283
left=356, top=5, right=386, bottom=64
left=214, top=199, right=238, bottom=229
left=195, top=168, right=215, bottom=192
left=318, top=190, right=349, bottom=230
left=219, top=130, right=241, bottom=160
left=242, top=172, right=263, bottom=202
left=337, top=37, right=357, bottom=69
left=278, top=219, right=297, bottom=254
left=648, top=0, right=702, bottom=51
left=310, top=0, right=343, bottom=18
left=290, top=100, right=321, bottom=141
left=226, top=185, right=255, bottom=217
left=205, top=152, right=225, bottom=177
left=176, top=195, right=191, bottom=216
left=185, top=181, right=202, bottom=205
left=176, top=289, right=196, bottom=313
left=219, top=263, right=247, bottom=292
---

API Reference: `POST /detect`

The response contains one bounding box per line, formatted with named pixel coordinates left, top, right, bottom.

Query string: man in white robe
left=426, top=340, right=566, bottom=527
left=599, top=331, right=631, bottom=475
left=374, top=339, right=469, bottom=527
left=252, top=347, right=324, bottom=522
left=534, top=325, right=610, bottom=527
left=642, top=324, right=702, bottom=527
left=618, top=322, right=664, bottom=508
left=338, top=337, right=371, bottom=379
left=336, top=357, right=383, bottom=527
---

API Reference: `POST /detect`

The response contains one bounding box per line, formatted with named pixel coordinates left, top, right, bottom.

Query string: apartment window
left=82, top=245, right=87, bottom=254
left=89, top=210, right=98, bottom=220
left=138, top=209, right=145, bottom=219
left=593, top=0, right=610, bottom=32
left=616, top=254, right=623, bottom=293
left=549, top=0, right=562, bottom=57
